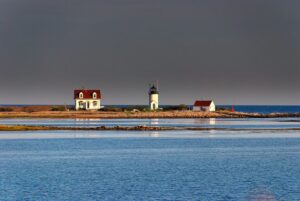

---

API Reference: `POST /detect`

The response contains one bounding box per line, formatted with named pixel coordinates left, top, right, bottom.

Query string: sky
left=0, top=0, right=300, bottom=105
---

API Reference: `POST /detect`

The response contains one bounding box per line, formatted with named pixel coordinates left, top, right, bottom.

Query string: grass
left=0, top=110, right=299, bottom=119
left=0, top=107, right=13, bottom=112
left=0, top=125, right=51, bottom=131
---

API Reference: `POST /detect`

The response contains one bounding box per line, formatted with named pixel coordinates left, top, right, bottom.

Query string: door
left=152, top=103, right=156, bottom=109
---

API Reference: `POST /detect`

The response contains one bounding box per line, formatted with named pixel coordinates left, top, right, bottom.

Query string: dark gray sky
left=0, top=0, right=300, bottom=105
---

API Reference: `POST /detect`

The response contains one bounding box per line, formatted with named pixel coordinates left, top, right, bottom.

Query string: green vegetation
left=100, top=105, right=150, bottom=112
left=100, top=106, right=123, bottom=112
left=101, top=105, right=191, bottom=112
left=0, top=107, right=13, bottom=112
left=51, top=106, right=66, bottom=111
left=216, top=107, right=231, bottom=111
left=163, top=104, right=190, bottom=111
left=123, top=105, right=149, bottom=112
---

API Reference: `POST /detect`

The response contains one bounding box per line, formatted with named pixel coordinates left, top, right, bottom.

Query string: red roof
left=74, top=89, right=101, bottom=99
left=194, top=100, right=213, bottom=107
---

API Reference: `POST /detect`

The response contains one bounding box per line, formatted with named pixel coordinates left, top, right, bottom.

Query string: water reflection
left=247, top=188, right=276, bottom=201
left=75, top=118, right=102, bottom=125
left=193, top=118, right=216, bottom=125
left=148, top=131, right=160, bottom=137
left=148, top=119, right=159, bottom=125
left=209, top=118, right=216, bottom=125
left=1, top=118, right=300, bottom=130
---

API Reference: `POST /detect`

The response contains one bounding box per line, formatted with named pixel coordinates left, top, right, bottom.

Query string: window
left=93, top=101, right=98, bottom=107
left=93, top=92, right=97, bottom=99
left=79, top=101, right=84, bottom=108
left=79, top=92, right=83, bottom=99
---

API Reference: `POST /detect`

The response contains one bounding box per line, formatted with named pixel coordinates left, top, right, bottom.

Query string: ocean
left=219, top=105, right=300, bottom=114
left=0, top=118, right=300, bottom=200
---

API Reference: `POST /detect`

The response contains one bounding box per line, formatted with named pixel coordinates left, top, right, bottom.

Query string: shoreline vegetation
left=0, top=105, right=300, bottom=119
left=0, top=111, right=300, bottom=119
left=1, top=125, right=300, bottom=132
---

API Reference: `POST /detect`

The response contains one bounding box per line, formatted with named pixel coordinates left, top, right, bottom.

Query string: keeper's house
left=74, top=89, right=101, bottom=110
left=193, top=100, right=215, bottom=112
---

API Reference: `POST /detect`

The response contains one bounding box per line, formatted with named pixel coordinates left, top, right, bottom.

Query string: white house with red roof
left=74, top=89, right=101, bottom=110
left=193, top=100, right=215, bottom=112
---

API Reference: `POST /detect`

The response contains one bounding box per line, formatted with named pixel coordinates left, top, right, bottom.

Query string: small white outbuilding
left=193, top=100, right=216, bottom=112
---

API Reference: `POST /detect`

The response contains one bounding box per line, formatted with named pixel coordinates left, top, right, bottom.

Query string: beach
left=0, top=110, right=300, bottom=119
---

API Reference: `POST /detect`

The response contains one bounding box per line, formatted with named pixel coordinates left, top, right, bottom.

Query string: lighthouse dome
left=149, top=85, right=159, bottom=94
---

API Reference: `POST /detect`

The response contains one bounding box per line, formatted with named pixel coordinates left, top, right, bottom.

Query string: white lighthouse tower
left=149, top=84, right=159, bottom=110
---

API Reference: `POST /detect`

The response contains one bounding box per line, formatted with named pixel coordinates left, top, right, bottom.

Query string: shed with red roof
left=193, top=100, right=215, bottom=112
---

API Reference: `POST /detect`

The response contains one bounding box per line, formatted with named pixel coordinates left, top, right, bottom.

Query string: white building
left=193, top=100, right=216, bottom=112
left=149, top=85, right=159, bottom=110
left=74, top=89, right=101, bottom=110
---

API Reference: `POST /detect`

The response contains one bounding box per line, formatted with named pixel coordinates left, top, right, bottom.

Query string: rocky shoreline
left=0, top=125, right=176, bottom=131
left=1, top=124, right=300, bottom=132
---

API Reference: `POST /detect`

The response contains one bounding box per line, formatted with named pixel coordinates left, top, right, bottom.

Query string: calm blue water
left=219, top=105, right=300, bottom=114
left=1, top=118, right=300, bottom=200
left=1, top=118, right=300, bottom=130
left=0, top=136, right=300, bottom=200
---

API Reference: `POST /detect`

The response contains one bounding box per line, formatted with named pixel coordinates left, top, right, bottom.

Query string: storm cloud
left=0, top=0, right=299, bottom=105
